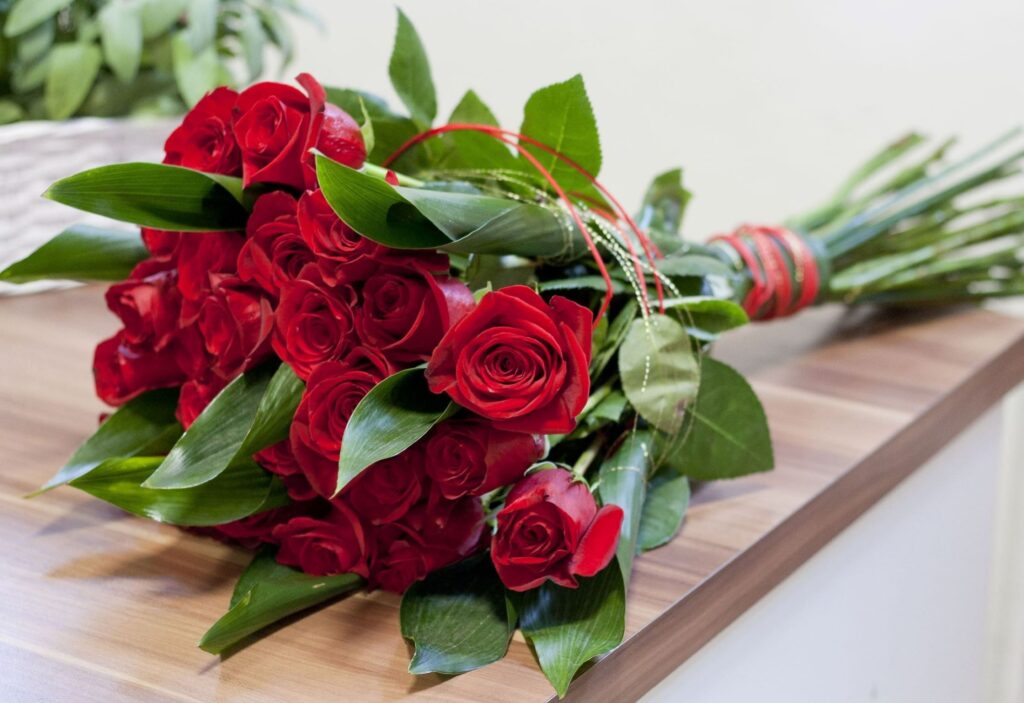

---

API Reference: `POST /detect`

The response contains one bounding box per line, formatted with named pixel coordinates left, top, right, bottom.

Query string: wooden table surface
left=2, top=287, right=1023, bottom=703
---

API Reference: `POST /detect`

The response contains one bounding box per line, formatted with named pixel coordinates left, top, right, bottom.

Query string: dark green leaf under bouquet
left=0, top=0, right=310, bottom=123
left=5, top=8, right=1022, bottom=698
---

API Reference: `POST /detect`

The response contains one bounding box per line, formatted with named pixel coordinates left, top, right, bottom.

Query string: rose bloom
left=272, top=500, right=371, bottom=577
left=237, top=191, right=314, bottom=297
left=424, top=417, right=545, bottom=499
left=289, top=360, right=389, bottom=497
left=104, top=260, right=181, bottom=352
left=175, top=231, right=245, bottom=302
left=163, top=87, right=241, bottom=175
left=255, top=441, right=318, bottom=502
left=425, top=285, right=593, bottom=434
left=175, top=375, right=227, bottom=429
left=297, top=189, right=380, bottom=282
left=194, top=276, right=275, bottom=380
left=232, top=73, right=365, bottom=190
left=491, top=468, right=623, bottom=591
left=140, top=228, right=181, bottom=260
left=272, top=264, right=358, bottom=379
left=204, top=503, right=316, bottom=550
left=356, top=264, right=474, bottom=364
left=343, top=448, right=426, bottom=525
left=93, top=331, right=186, bottom=406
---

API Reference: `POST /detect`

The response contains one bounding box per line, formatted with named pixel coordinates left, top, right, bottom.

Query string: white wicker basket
left=0, top=117, right=176, bottom=294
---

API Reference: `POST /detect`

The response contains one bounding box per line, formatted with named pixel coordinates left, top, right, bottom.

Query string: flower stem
left=572, top=435, right=605, bottom=480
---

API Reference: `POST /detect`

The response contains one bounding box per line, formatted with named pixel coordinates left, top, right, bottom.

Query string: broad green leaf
left=597, top=431, right=653, bottom=585
left=16, top=18, right=54, bottom=63
left=45, top=162, right=248, bottom=231
left=637, top=471, right=689, bottom=552
left=44, top=43, right=102, bottom=119
left=144, top=363, right=283, bottom=489
left=33, top=389, right=181, bottom=495
left=636, top=168, right=691, bottom=236
left=619, top=314, right=699, bottom=434
left=512, top=560, right=626, bottom=698
left=11, top=54, right=49, bottom=93
left=237, top=5, right=265, bottom=81
left=323, top=88, right=424, bottom=166
left=388, top=9, right=436, bottom=125
left=659, top=357, right=774, bottom=480
left=519, top=75, right=601, bottom=193
left=0, top=224, right=148, bottom=283
left=200, top=549, right=363, bottom=654
left=316, top=156, right=585, bottom=260
left=401, top=554, right=516, bottom=675
left=653, top=253, right=735, bottom=281
left=70, top=456, right=287, bottom=526
left=662, top=296, right=749, bottom=334
left=336, top=367, right=452, bottom=494
left=539, top=275, right=625, bottom=294
left=3, top=0, right=74, bottom=37
left=0, top=99, right=24, bottom=124
left=436, top=90, right=519, bottom=173
left=172, top=32, right=220, bottom=107
left=99, top=1, right=143, bottom=83
left=589, top=299, right=637, bottom=379
left=257, top=5, right=293, bottom=66
left=185, top=0, right=217, bottom=52
left=235, top=363, right=304, bottom=460
left=140, top=0, right=188, bottom=39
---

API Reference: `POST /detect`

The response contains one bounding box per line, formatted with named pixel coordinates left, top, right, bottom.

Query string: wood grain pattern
left=1, top=288, right=1022, bottom=703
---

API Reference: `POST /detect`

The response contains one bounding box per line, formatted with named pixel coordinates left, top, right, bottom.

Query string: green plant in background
left=0, top=0, right=309, bottom=124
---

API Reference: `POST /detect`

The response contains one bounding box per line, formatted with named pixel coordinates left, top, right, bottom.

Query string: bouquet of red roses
left=5, top=10, right=1022, bottom=697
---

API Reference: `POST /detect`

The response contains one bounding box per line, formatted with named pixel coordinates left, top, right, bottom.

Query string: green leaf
left=185, top=0, right=217, bottom=52
left=436, top=90, right=518, bottom=173
left=32, top=389, right=181, bottom=495
left=654, top=254, right=736, bottom=281
left=16, top=18, right=54, bottom=63
left=512, top=560, right=626, bottom=698
left=237, top=5, right=265, bottom=81
left=401, top=554, right=516, bottom=675
left=70, top=456, right=287, bottom=526
left=44, top=162, right=248, bottom=231
left=257, top=5, right=293, bottom=67
left=144, top=363, right=297, bottom=490
left=659, top=357, right=774, bottom=480
left=519, top=75, right=601, bottom=193
left=662, top=296, right=749, bottom=334
left=200, top=549, right=363, bottom=654
left=0, top=99, right=24, bottom=124
left=637, top=471, right=689, bottom=552
left=44, top=43, right=102, bottom=119
left=3, top=0, right=74, bottom=37
left=172, top=32, right=220, bottom=107
left=316, top=156, right=585, bottom=260
left=636, top=168, right=691, bottom=236
left=140, top=0, right=188, bottom=39
left=355, top=97, right=375, bottom=156
left=619, top=314, right=699, bottom=434
left=0, top=224, right=148, bottom=283
left=99, top=0, right=143, bottom=83
left=388, top=8, right=436, bottom=125
left=597, top=431, right=653, bottom=585
left=589, top=299, right=637, bottom=378
left=336, top=367, right=452, bottom=495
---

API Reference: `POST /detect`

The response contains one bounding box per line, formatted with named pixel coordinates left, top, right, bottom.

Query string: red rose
left=93, top=331, right=186, bottom=406
left=289, top=360, right=386, bottom=497
left=424, top=418, right=545, bottom=499
left=272, top=265, right=358, bottom=380
left=104, top=262, right=180, bottom=352
left=272, top=501, right=371, bottom=577
left=232, top=74, right=365, bottom=190
left=356, top=264, right=474, bottom=363
left=491, top=468, right=623, bottom=591
left=209, top=504, right=312, bottom=549
left=370, top=524, right=435, bottom=594
left=343, top=449, right=426, bottom=525
left=163, top=87, right=241, bottom=175
left=237, top=192, right=314, bottom=297
left=140, top=228, right=181, bottom=259
left=255, top=441, right=317, bottom=502
left=425, top=285, right=593, bottom=434
left=176, top=376, right=227, bottom=429
left=297, top=189, right=380, bottom=281
left=195, top=276, right=274, bottom=380
left=175, top=231, right=245, bottom=302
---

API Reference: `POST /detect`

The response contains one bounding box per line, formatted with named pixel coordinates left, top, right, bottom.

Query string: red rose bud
left=425, top=285, right=593, bottom=434
left=163, top=87, right=241, bottom=175
left=424, top=417, right=545, bottom=499
left=195, top=276, right=275, bottom=380
left=272, top=501, right=371, bottom=578
left=289, top=360, right=387, bottom=497
left=255, top=441, right=318, bottom=502
left=175, top=376, right=227, bottom=429
left=491, top=468, right=623, bottom=591
left=93, top=331, right=186, bottom=406
left=356, top=264, right=474, bottom=364
left=104, top=262, right=181, bottom=352
left=174, top=231, right=245, bottom=303
left=343, top=449, right=426, bottom=525
left=237, top=191, right=314, bottom=297
left=232, top=74, right=365, bottom=191
left=272, top=265, right=358, bottom=380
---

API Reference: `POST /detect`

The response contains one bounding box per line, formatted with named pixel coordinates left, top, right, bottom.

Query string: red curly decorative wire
left=710, top=224, right=821, bottom=320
